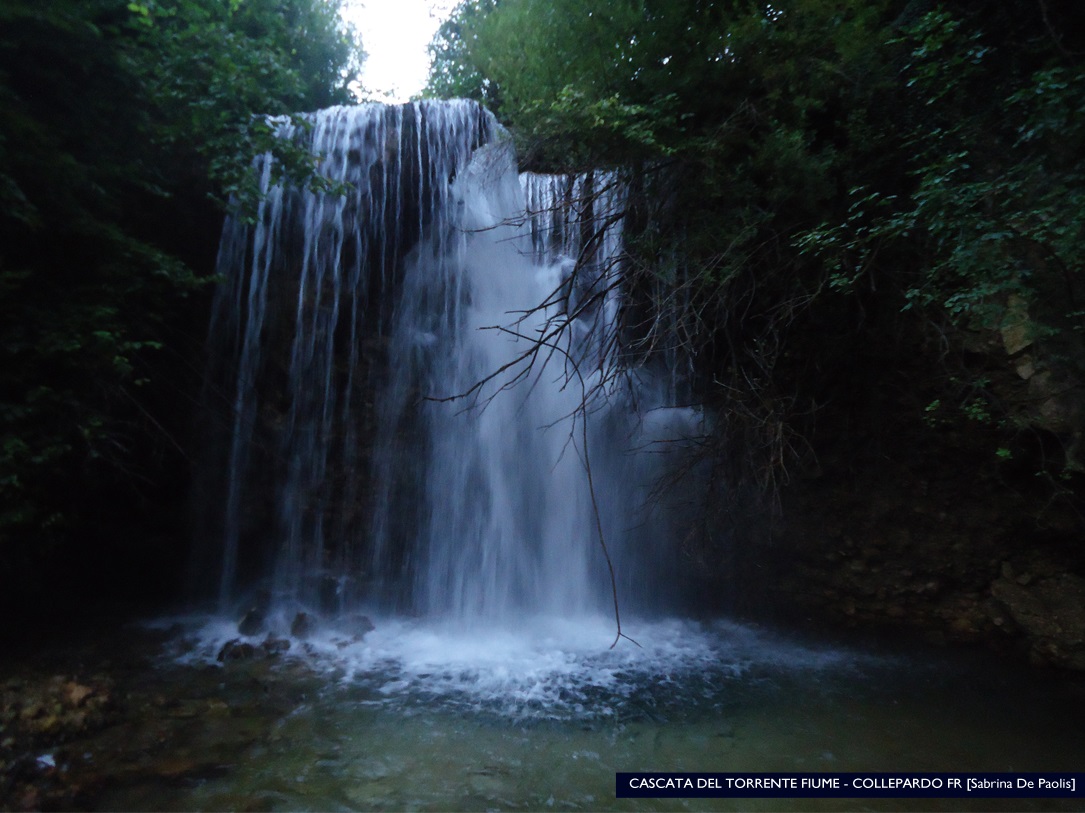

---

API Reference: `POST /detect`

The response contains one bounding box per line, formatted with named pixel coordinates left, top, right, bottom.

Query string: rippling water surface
left=86, top=614, right=1085, bottom=811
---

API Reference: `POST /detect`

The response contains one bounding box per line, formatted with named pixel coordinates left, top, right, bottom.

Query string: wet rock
left=345, top=613, right=376, bottom=636
left=1015, top=354, right=1036, bottom=380
left=290, top=612, right=315, bottom=640
left=64, top=682, right=94, bottom=707
left=1000, top=294, right=1033, bottom=355
left=217, top=640, right=259, bottom=662
left=991, top=574, right=1085, bottom=669
left=237, top=608, right=266, bottom=637
left=0, top=675, right=112, bottom=750
left=261, top=636, right=291, bottom=656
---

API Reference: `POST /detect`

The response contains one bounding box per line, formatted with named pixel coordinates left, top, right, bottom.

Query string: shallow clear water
left=91, top=615, right=1085, bottom=811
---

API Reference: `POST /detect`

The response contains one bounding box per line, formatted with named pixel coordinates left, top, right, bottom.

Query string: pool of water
left=87, top=614, right=1085, bottom=811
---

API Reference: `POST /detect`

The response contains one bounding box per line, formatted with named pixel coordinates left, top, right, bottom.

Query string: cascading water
left=199, top=100, right=692, bottom=631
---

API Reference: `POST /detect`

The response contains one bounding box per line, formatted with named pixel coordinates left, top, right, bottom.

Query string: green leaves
left=428, top=0, right=1085, bottom=493
left=0, top=0, right=364, bottom=547
left=124, top=0, right=361, bottom=210
left=126, top=2, right=153, bottom=26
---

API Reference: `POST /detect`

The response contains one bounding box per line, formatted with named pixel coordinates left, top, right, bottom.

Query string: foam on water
left=113, top=615, right=1085, bottom=812
left=159, top=613, right=874, bottom=721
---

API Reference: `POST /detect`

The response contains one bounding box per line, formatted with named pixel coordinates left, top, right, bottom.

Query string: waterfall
left=200, top=100, right=693, bottom=629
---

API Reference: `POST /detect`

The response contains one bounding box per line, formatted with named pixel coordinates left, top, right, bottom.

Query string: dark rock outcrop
left=991, top=573, right=1085, bottom=669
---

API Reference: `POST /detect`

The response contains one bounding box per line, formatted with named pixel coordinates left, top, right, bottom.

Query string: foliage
left=426, top=0, right=1085, bottom=498
left=427, top=0, right=500, bottom=107
left=796, top=5, right=1084, bottom=470
left=802, top=9, right=1084, bottom=328
left=126, top=0, right=361, bottom=209
left=0, top=0, right=362, bottom=569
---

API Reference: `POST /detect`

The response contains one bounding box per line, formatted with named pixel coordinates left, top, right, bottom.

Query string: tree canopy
left=426, top=0, right=1084, bottom=519
left=0, top=0, right=363, bottom=597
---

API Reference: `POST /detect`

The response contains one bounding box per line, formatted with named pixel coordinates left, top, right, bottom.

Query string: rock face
left=995, top=295, right=1084, bottom=465
left=763, top=450, right=1085, bottom=669
left=720, top=314, right=1082, bottom=669
left=262, top=636, right=291, bottom=655
left=347, top=614, right=375, bottom=636
left=237, top=608, right=265, bottom=637
left=991, top=574, right=1085, bottom=669
left=290, top=612, right=315, bottom=640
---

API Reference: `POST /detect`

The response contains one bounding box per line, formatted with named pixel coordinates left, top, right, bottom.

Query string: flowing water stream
left=199, top=100, right=684, bottom=623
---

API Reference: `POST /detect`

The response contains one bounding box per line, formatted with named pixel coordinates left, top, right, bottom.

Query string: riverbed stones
left=345, top=613, right=375, bottom=636
left=290, top=612, right=315, bottom=639
left=0, top=675, right=112, bottom=749
left=217, top=640, right=258, bottom=662
left=261, top=635, right=291, bottom=656
left=237, top=608, right=265, bottom=637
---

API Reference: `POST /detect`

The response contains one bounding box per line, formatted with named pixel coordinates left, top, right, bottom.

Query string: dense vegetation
left=0, top=0, right=362, bottom=607
left=426, top=0, right=1084, bottom=543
